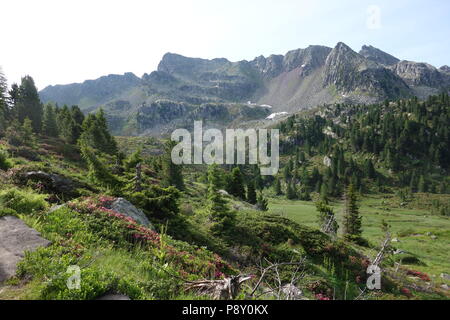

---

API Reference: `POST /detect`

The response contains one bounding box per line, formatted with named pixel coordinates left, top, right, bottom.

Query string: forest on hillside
left=1, top=71, right=449, bottom=301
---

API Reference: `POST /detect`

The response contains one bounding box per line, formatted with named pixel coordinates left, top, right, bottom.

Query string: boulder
left=0, top=216, right=51, bottom=283
left=109, top=198, right=154, bottom=230
left=20, top=171, right=76, bottom=196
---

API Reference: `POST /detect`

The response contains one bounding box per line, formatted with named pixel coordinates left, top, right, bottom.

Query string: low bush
left=0, top=188, right=48, bottom=214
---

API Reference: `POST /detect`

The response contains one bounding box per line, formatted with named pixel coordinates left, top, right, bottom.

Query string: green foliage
left=161, top=140, right=184, bottom=190
left=129, top=185, right=180, bottom=220
left=14, top=76, right=43, bottom=133
left=42, top=103, right=59, bottom=137
left=80, top=143, right=121, bottom=189
left=273, top=177, right=282, bottom=195
left=315, top=200, right=338, bottom=234
left=0, top=187, right=48, bottom=215
left=256, top=193, right=268, bottom=211
left=227, top=167, right=245, bottom=200
left=124, top=148, right=143, bottom=171
left=343, top=184, right=363, bottom=243
left=246, top=181, right=257, bottom=204
left=0, top=148, right=12, bottom=170
left=80, top=109, right=118, bottom=155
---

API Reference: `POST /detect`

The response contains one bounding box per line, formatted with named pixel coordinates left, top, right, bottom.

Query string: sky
left=1, top=0, right=449, bottom=90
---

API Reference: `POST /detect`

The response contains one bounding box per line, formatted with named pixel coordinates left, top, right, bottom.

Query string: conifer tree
left=316, top=201, right=338, bottom=235
left=0, top=68, right=8, bottom=135
left=246, top=181, right=257, bottom=204
left=42, top=103, right=59, bottom=137
left=256, top=193, right=269, bottom=211
left=273, top=177, right=282, bottom=195
left=228, top=167, right=245, bottom=200
left=15, top=76, right=43, bottom=133
left=207, top=165, right=235, bottom=235
left=343, top=184, right=362, bottom=243
left=161, top=140, right=184, bottom=190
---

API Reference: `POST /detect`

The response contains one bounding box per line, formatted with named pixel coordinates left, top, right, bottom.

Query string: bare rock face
left=359, top=45, right=400, bottom=66
left=0, top=216, right=51, bottom=283
left=108, top=198, right=155, bottom=230
left=390, top=60, right=449, bottom=87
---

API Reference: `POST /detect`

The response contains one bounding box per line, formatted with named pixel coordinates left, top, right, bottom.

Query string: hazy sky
left=1, top=0, right=449, bottom=89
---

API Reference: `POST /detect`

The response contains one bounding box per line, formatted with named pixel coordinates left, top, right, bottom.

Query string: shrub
left=0, top=149, right=12, bottom=170
left=0, top=188, right=48, bottom=214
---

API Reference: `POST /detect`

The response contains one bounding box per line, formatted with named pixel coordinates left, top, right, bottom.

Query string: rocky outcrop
left=323, top=42, right=410, bottom=99
left=108, top=198, right=155, bottom=230
left=359, top=45, right=400, bottom=66
left=390, top=60, right=450, bottom=87
left=39, top=42, right=447, bottom=136
left=0, top=216, right=51, bottom=283
left=19, top=171, right=80, bottom=198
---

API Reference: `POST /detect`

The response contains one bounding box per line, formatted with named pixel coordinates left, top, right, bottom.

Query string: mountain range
left=39, top=42, right=450, bottom=136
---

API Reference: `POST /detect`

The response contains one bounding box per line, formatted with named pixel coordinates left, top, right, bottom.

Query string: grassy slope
left=268, top=194, right=450, bottom=286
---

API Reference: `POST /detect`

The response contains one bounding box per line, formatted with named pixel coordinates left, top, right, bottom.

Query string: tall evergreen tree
left=228, top=167, right=246, bottom=200
left=161, top=140, right=184, bottom=190
left=246, top=181, right=257, bottom=204
left=273, top=177, right=282, bottom=195
left=0, top=67, right=8, bottom=134
left=42, top=103, right=59, bottom=137
left=15, top=76, right=43, bottom=133
left=207, top=165, right=235, bottom=236
left=343, top=184, right=362, bottom=243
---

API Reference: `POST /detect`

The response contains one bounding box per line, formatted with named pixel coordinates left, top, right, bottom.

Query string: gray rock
left=441, top=284, right=449, bottom=291
left=109, top=198, right=154, bottom=230
left=0, top=216, right=51, bottom=283
left=96, top=293, right=131, bottom=300
left=440, top=273, right=450, bottom=280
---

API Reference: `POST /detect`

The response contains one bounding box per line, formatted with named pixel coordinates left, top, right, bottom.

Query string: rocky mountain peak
left=359, top=45, right=400, bottom=66
left=440, top=65, right=450, bottom=74
left=390, top=60, right=447, bottom=87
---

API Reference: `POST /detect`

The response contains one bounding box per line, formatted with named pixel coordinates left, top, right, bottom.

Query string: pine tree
left=228, top=167, right=245, bottom=200
left=286, top=181, right=297, bottom=200
left=207, top=166, right=235, bottom=236
left=79, top=110, right=117, bottom=154
left=315, top=201, right=338, bottom=235
left=273, top=177, right=282, bottom=195
left=15, top=76, right=43, bottom=133
left=80, top=143, right=121, bottom=189
left=42, top=104, right=59, bottom=137
left=161, top=140, right=184, bottom=190
left=0, top=67, right=8, bottom=135
left=247, top=181, right=257, bottom=204
left=256, top=193, right=268, bottom=211
left=418, top=175, right=427, bottom=193
left=343, top=184, right=362, bottom=243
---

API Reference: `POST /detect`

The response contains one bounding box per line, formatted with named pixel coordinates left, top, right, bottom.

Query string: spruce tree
left=247, top=181, right=257, bottom=204
left=256, top=193, right=269, bottom=211
left=228, top=167, right=245, bottom=200
left=207, top=165, right=235, bottom=235
left=15, top=76, right=43, bottom=133
left=42, top=104, right=59, bottom=137
left=0, top=68, right=8, bottom=134
left=161, top=140, right=184, bottom=190
left=316, top=201, right=338, bottom=235
left=343, top=184, right=362, bottom=243
left=273, top=177, right=282, bottom=195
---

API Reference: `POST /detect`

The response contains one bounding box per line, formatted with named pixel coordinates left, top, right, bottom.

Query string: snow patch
left=266, top=112, right=288, bottom=120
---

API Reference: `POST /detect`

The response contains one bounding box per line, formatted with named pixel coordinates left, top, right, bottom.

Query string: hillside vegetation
left=0, top=72, right=449, bottom=300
